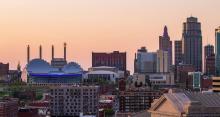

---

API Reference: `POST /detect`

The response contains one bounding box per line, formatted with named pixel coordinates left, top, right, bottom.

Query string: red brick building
left=92, top=51, right=126, bottom=72
left=201, top=78, right=212, bottom=90
left=119, top=88, right=161, bottom=113
left=0, top=63, right=9, bottom=76
left=118, top=79, right=126, bottom=91
left=18, top=108, right=39, bottom=117
left=99, top=95, right=116, bottom=110
left=0, top=97, right=18, bottom=117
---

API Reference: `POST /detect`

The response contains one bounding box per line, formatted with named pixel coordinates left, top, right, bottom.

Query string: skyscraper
left=174, top=40, right=182, bottom=65
left=134, top=47, right=157, bottom=73
left=156, top=50, right=169, bottom=73
left=215, top=26, right=220, bottom=76
left=182, top=16, right=202, bottom=72
left=205, top=54, right=215, bottom=76
left=159, top=26, right=172, bottom=67
left=205, top=44, right=214, bottom=57
left=204, top=44, right=215, bottom=75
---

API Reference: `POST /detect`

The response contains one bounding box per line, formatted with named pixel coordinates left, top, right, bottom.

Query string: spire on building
left=163, top=25, right=169, bottom=38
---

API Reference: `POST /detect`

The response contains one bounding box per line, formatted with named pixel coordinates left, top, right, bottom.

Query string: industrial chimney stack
left=27, top=45, right=30, bottom=63
left=39, top=45, right=42, bottom=59
left=52, top=45, right=54, bottom=60
left=64, top=42, right=67, bottom=60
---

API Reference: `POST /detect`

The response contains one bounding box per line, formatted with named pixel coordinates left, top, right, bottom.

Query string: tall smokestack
left=27, top=45, right=30, bottom=63
left=39, top=45, right=42, bottom=59
left=64, top=42, right=67, bottom=60
left=52, top=45, right=54, bottom=60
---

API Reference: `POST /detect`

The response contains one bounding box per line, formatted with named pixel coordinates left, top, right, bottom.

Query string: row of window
left=51, top=88, right=97, bottom=92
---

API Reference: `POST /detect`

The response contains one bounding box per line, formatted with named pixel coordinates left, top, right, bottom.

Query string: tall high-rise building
left=159, top=26, right=172, bottom=67
left=215, top=26, right=220, bottom=76
left=205, top=44, right=214, bottom=57
left=156, top=50, right=169, bottom=73
left=134, top=47, right=157, bottom=73
left=182, top=16, right=202, bottom=72
left=174, top=40, right=182, bottom=65
left=205, top=54, right=215, bottom=76
left=204, top=44, right=215, bottom=75
left=92, top=51, right=126, bottom=72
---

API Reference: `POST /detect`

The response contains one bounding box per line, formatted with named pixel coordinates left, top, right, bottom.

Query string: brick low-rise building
left=176, top=64, right=195, bottom=90
left=92, top=51, right=126, bottom=72
left=119, top=87, right=161, bottom=113
left=0, top=63, right=9, bottom=81
left=50, top=85, right=99, bottom=116
left=0, top=97, right=18, bottom=117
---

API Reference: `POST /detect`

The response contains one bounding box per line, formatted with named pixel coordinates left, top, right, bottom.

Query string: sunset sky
left=0, top=0, right=220, bottom=72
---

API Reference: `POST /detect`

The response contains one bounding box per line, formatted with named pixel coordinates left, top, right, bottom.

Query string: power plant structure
left=27, top=43, right=68, bottom=69
left=24, top=43, right=84, bottom=85
left=51, top=43, right=67, bottom=69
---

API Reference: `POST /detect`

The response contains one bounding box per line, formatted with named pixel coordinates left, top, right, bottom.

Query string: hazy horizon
left=0, top=0, right=220, bottom=72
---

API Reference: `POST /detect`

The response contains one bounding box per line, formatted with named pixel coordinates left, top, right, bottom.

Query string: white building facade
left=157, top=50, right=169, bottom=73
left=84, top=66, right=124, bottom=83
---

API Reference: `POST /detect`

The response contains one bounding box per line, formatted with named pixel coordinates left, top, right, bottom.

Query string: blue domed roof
left=27, top=59, right=52, bottom=73
left=26, top=59, right=83, bottom=74
left=62, top=62, right=83, bottom=74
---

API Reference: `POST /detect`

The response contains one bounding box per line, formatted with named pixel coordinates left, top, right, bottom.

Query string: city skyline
left=0, top=0, right=220, bottom=72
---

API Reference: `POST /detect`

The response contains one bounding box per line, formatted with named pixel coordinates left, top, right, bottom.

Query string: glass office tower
left=215, top=26, right=220, bottom=76
left=182, top=16, right=202, bottom=72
